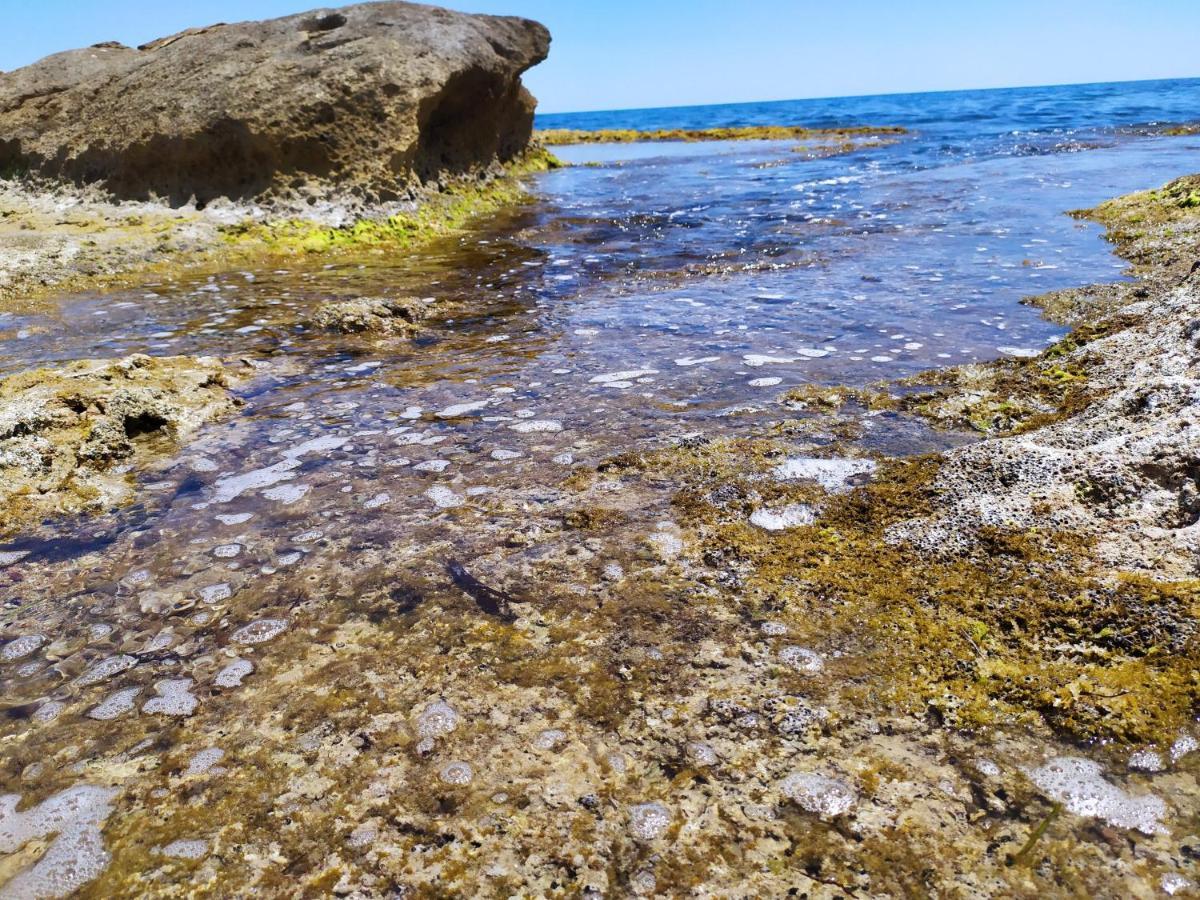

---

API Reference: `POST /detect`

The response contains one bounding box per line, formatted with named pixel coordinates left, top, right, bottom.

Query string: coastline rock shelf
left=0, top=2, right=549, bottom=208
left=0, top=7, right=1198, bottom=897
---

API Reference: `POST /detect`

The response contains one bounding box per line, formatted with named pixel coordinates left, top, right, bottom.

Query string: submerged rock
left=311, top=296, right=430, bottom=335
left=0, top=354, right=240, bottom=536
left=0, top=3, right=550, bottom=208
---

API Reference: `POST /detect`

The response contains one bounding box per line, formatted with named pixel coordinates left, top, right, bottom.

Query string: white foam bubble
left=77, top=655, right=137, bottom=687
left=159, top=838, right=209, bottom=860
left=0, top=550, right=30, bottom=568
left=439, top=761, right=474, bottom=785
left=780, top=772, right=857, bottom=816
left=215, top=513, right=253, bottom=526
left=490, top=449, right=523, bottom=461
left=263, top=484, right=310, bottom=504
left=509, top=420, right=563, bottom=434
left=363, top=492, right=390, bottom=509
left=1026, top=756, right=1165, bottom=834
left=232, top=619, right=289, bottom=645
left=743, top=354, right=797, bottom=367
left=214, top=659, right=254, bottom=688
left=143, top=679, right=198, bottom=717
left=532, top=729, right=566, bottom=751
left=87, top=687, right=141, bottom=720
left=750, top=504, right=815, bottom=531
left=414, top=460, right=450, bottom=473
left=748, top=377, right=782, bottom=387
left=186, top=748, right=226, bottom=776
left=779, top=646, right=824, bottom=674
left=437, top=400, right=491, bottom=418
left=212, top=543, right=242, bottom=559
left=590, top=369, right=658, bottom=384
left=424, top=486, right=464, bottom=509
left=416, top=700, right=459, bottom=739
left=773, top=457, right=877, bottom=492
left=1, top=634, right=46, bottom=662
left=198, top=583, right=232, bottom=604
left=0, top=784, right=118, bottom=898
left=628, top=802, right=671, bottom=841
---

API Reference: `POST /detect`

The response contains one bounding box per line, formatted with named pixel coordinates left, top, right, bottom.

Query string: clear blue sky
left=2, top=1, right=1197, bottom=113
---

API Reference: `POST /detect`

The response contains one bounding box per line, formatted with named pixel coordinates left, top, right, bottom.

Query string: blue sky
left=2, top=1, right=1197, bottom=113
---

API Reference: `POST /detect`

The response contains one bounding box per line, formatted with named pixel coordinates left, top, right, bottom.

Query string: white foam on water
left=424, top=486, right=464, bottom=509
left=1, top=634, right=46, bottom=661
left=212, top=544, right=242, bottom=558
left=750, top=504, right=816, bottom=531
left=1170, top=734, right=1198, bottom=763
left=743, top=354, right=797, bottom=367
left=439, top=761, right=474, bottom=785
left=143, top=679, right=198, bottom=717
left=674, top=356, right=720, bottom=367
left=780, top=772, right=857, bottom=817
left=215, top=513, right=252, bottom=526
left=211, top=460, right=301, bottom=503
left=414, top=460, right=450, bottom=473
left=214, top=659, right=254, bottom=688
left=363, top=492, right=390, bottom=509
left=436, top=400, right=490, bottom=419
left=509, top=420, right=563, bottom=434
left=186, top=748, right=226, bottom=776
left=32, top=700, right=65, bottom=724
left=77, top=655, right=136, bottom=687
left=773, top=457, right=877, bottom=492
left=198, top=584, right=232, bottom=604
left=159, top=839, right=209, bottom=860
left=0, top=784, right=118, bottom=898
left=231, top=619, right=289, bottom=645
left=748, top=377, right=782, bottom=387
left=532, top=729, right=566, bottom=750
left=87, top=687, right=141, bottom=720
left=490, top=449, right=523, bottom=461
left=1026, top=756, right=1166, bottom=834
left=779, top=646, right=824, bottom=674
left=416, top=700, right=460, bottom=739
left=1128, top=749, right=1165, bottom=773
left=795, top=348, right=831, bottom=358
left=263, top=484, right=310, bottom=504
left=998, top=346, right=1040, bottom=358
left=590, top=369, right=658, bottom=384
left=628, top=802, right=671, bottom=841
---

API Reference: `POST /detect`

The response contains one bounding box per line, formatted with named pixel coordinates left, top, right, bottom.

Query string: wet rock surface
left=0, top=134, right=1198, bottom=895
left=0, top=2, right=549, bottom=208
left=0, top=354, right=241, bottom=534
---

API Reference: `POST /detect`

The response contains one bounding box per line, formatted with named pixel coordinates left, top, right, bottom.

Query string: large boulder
left=0, top=2, right=549, bottom=207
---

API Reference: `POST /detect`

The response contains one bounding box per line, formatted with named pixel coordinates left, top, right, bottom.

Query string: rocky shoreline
left=0, top=4, right=1197, bottom=896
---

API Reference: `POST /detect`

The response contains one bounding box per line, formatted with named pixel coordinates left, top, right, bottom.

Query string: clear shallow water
left=1, top=80, right=1199, bottom=893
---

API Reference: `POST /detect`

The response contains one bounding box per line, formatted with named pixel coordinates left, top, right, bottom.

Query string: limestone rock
left=0, top=3, right=549, bottom=207
left=0, top=354, right=241, bottom=533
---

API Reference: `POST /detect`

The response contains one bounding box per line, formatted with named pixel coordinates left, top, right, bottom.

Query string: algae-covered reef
left=0, top=177, right=1195, bottom=899
left=0, top=355, right=242, bottom=536
left=536, top=123, right=906, bottom=145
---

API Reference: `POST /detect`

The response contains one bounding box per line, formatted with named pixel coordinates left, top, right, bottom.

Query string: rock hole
left=123, top=413, right=169, bottom=439
left=301, top=13, right=347, bottom=32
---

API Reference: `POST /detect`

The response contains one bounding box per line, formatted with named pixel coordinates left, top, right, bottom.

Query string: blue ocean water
left=537, top=78, right=1200, bottom=155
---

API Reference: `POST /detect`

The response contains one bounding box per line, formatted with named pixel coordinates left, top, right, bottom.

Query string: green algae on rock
left=536, top=124, right=906, bottom=145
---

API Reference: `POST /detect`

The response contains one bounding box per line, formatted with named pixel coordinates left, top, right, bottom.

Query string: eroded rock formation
left=0, top=3, right=549, bottom=207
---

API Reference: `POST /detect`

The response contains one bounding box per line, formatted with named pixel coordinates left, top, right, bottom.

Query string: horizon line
left=533, top=74, right=1200, bottom=119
